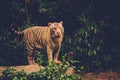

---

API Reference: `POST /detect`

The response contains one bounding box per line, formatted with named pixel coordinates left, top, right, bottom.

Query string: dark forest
left=0, top=0, right=120, bottom=79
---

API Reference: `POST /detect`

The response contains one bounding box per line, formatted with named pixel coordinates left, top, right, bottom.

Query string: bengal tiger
left=12, top=21, right=64, bottom=65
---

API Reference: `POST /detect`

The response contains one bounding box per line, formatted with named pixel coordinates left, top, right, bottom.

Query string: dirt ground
left=0, top=64, right=41, bottom=74
left=0, top=65, right=120, bottom=80
left=81, top=71, right=120, bottom=80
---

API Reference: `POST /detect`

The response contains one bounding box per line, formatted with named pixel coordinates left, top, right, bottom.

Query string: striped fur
left=14, top=21, right=64, bottom=64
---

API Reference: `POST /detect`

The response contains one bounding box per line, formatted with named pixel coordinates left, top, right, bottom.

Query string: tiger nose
left=57, top=32, right=60, bottom=35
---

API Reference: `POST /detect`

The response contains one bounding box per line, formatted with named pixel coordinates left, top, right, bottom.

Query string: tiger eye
left=59, top=27, right=62, bottom=29
left=53, top=27, right=56, bottom=30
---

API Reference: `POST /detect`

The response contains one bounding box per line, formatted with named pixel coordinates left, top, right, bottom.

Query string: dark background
left=0, top=0, right=120, bottom=31
left=0, top=0, right=120, bottom=71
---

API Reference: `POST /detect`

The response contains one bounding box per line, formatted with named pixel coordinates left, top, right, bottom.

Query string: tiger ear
left=60, top=21, right=63, bottom=25
left=48, top=22, right=52, bottom=26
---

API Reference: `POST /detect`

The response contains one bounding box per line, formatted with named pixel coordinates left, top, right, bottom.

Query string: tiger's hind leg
left=26, top=45, right=36, bottom=65
left=27, top=50, right=36, bottom=65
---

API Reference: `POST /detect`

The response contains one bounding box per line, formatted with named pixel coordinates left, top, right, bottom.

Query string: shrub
left=1, top=67, right=27, bottom=80
left=1, top=62, right=81, bottom=80
left=74, top=12, right=103, bottom=56
left=62, top=11, right=107, bottom=72
left=0, top=27, right=27, bottom=66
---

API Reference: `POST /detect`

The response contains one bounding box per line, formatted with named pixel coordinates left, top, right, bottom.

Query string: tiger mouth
left=55, top=35, right=61, bottom=38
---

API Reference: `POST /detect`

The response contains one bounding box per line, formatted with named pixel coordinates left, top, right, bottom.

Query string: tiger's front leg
left=46, top=45, right=53, bottom=63
left=54, top=46, right=62, bottom=64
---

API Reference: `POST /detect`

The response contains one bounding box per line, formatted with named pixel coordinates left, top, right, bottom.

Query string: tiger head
left=48, top=21, right=64, bottom=39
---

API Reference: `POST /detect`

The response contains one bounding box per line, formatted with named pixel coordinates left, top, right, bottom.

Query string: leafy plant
left=1, top=67, right=27, bottom=80
left=74, top=12, right=103, bottom=56
left=0, top=27, right=27, bottom=66
left=60, top=10, right=108, bottom=72
left=1, top=62, right=81, bottom=80
left=28, top=62, right=81, bottom=80
left=35, top=51, right=48, bottom=66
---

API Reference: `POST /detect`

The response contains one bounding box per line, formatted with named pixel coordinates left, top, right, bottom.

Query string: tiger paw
left=54, top=60, right=62, bottom=64
left=28, top=60, right=37, bottom=65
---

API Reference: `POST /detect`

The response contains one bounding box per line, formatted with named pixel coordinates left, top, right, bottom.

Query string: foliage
left=9, top=0, right=26, bottom=24
left=0, top=0, right=120, bottom=76
left=60, top=10, right=120, bottom=72
left=8, top=0, right=62, bottom=25
left=74, top=11, right=103, bottom=55
left=64, top=11, right=120, bottom=72
left=35, top=51, right=48, bottom=66
left=28, top=62, right=81, bottom=80
left=0, top=27, right=27, bottom=66
left=72, top=13, right=106, bottom=72
left=0, top=62, right=81, bottom=80
left=1, top=67, right=27, bottom=80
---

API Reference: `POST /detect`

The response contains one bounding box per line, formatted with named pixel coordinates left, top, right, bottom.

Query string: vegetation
left=1, top=62, right=81, bottom=80
left=0, top=0, right=120, bottom=79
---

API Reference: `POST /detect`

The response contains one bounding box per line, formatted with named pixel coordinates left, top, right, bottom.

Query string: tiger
left=12, top=21, right=64, bottom=65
